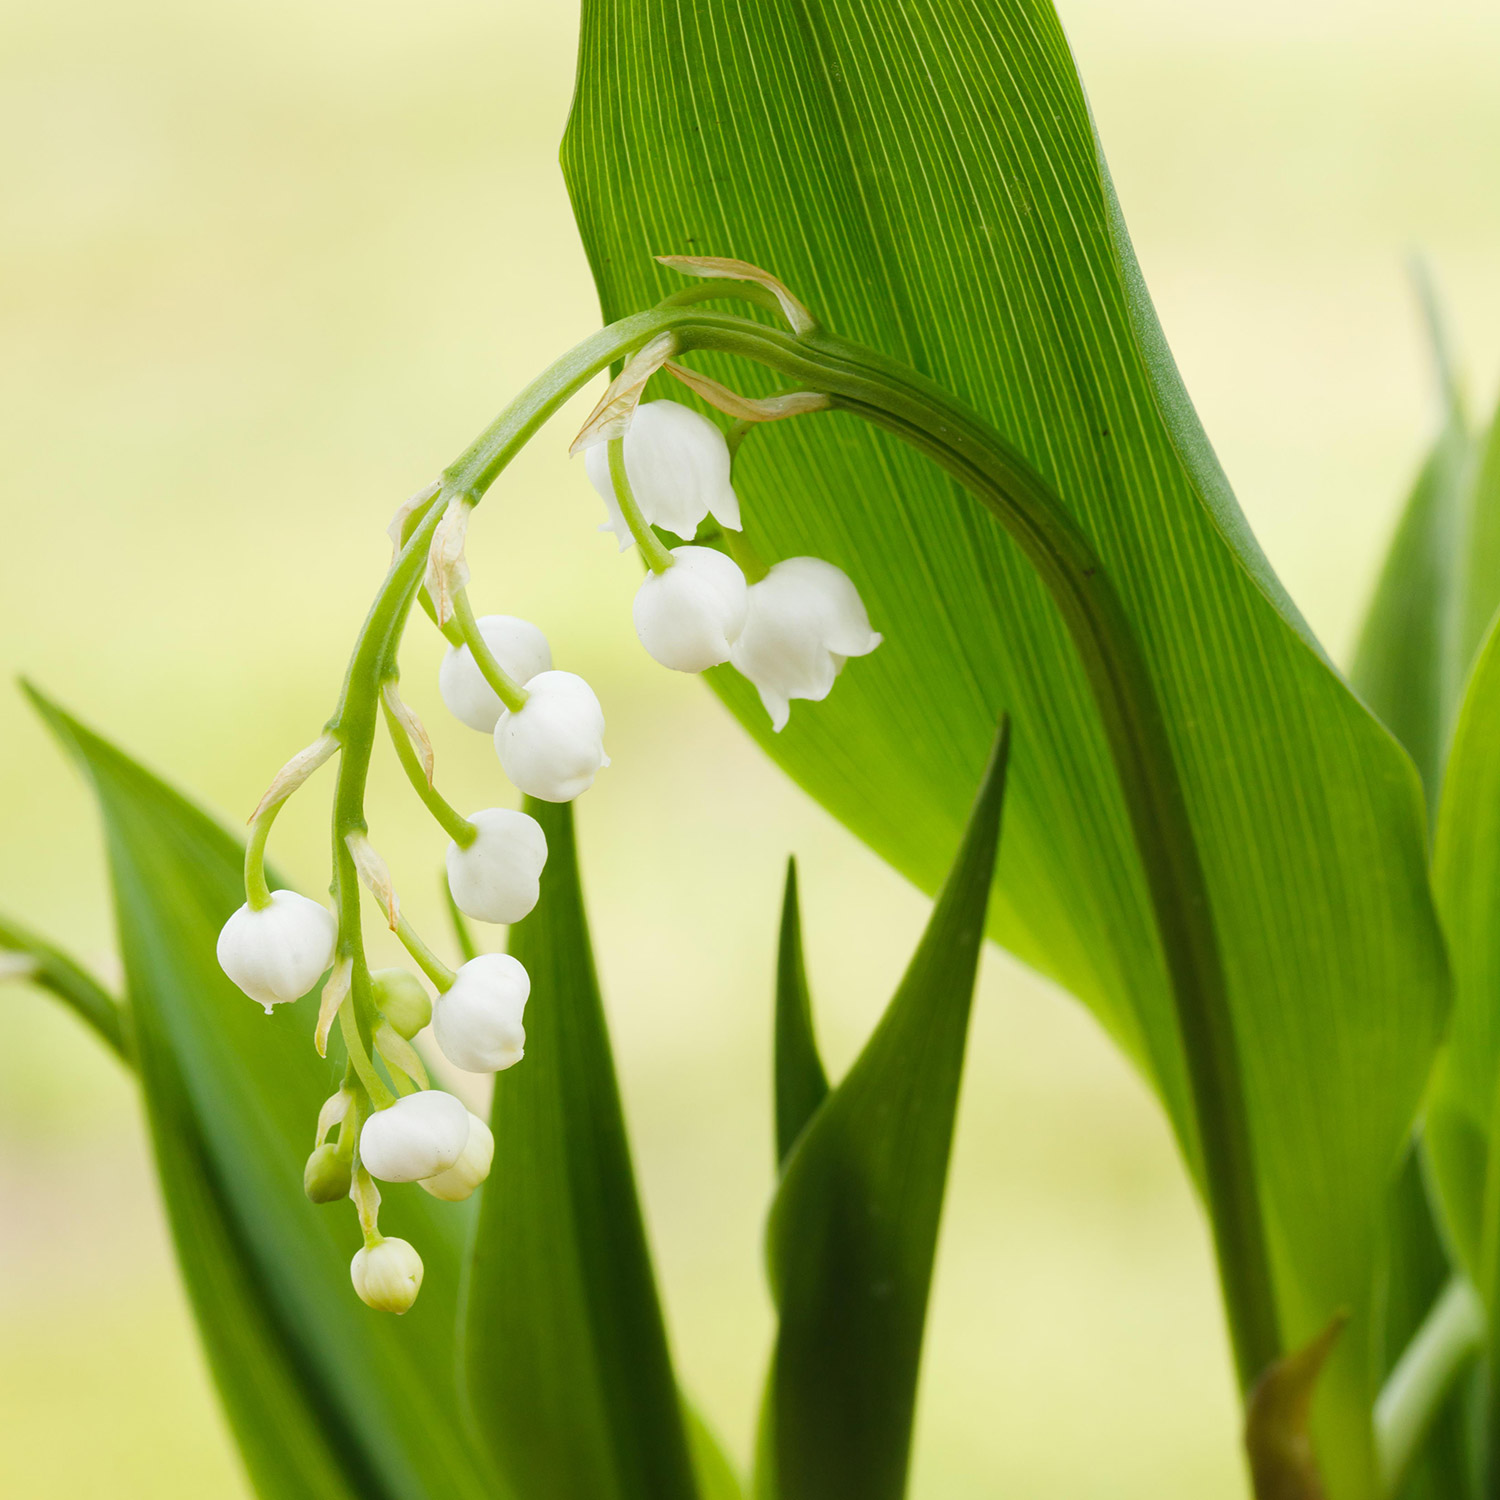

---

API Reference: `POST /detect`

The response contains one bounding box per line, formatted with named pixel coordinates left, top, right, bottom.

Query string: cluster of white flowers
left=210, top=373, right=885, bottom=1318
left=584, top=398, right=882, bottom=731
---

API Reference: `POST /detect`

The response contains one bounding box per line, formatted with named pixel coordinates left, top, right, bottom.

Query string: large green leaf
left=29, top=687, right=499, bottom=1500
left=760, top=719, right=1007, bottom=1500
left=463, top=797, right=700, bottom=1500
left=562, top=1, right=1448, bottom=1488
left=1428, top=619, right=1500, bottom=1288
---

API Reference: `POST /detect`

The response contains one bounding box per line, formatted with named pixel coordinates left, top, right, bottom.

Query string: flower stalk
left=215, top=265, right=1276, bottom=1365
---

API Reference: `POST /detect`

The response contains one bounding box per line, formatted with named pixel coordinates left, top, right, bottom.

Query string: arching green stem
left=325, top=301, right=1276, bottom=1385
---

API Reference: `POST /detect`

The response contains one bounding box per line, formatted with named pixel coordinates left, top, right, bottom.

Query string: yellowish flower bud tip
left=372, top=968, right=432, bottom=1040
left=351, top=1236, right=424, bottom=1315
left=303, top=1143, right=352, bottom=1204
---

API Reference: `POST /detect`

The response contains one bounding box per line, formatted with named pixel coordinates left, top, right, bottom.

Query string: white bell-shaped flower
left=729, top=557, right=883, bottom=732
left=438, top=614, right=552, bottom=733
left=446, top=808, right=548, bottom=925
left=420, top=1111, right=494, bottom=1202
left=359, top=1089, right=470, bottom=1182
left=433, top=952, right=529, bottom=1073
left=216, top=890, right=337, bottom=1013
left=633, top=546, right=749, bottom=672
left=584, top=400, right=741, bottom=549
left=494, top=670, right=608, bottom=802
left=350, top=1237, right=424, bottom=1314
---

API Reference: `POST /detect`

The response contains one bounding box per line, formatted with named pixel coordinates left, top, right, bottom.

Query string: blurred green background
left=2, top=0, right=1497, bottom=1494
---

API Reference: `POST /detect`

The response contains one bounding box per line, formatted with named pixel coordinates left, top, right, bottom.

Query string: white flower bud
left=420, top=1111, right=494, bottom=1202
left=447, top=807, right=548, bottom=926
left=439, top=615, right=553, bottom=733
left=494, top=671, right=608, bottom=802
left=584, top=400, right=741, bottom=549
left=633, top=546, right=748, bottom=672
left=350, top=1236, right=424, bottom=1314
left=216, top=891, right=337, bottom=1013
left=433, top=952, right=529, bottom=1073
left=359, top=1089, right=470, bottom=1182
left=729, top=557, right=884, bottom=732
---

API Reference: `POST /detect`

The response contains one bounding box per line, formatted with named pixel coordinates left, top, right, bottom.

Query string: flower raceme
left=433, top=952, right=529, bottom=1073
left=219, top=258, right=890, bottom=1314
left=446, top=807, right=548, bottom=925
left=634, top=545, right=749, bottom=671
left=216, top=890, right=337, bottom=1012
left=585, top=399, right=741, bottom=547
left=730, top=556, right=884, bottom=731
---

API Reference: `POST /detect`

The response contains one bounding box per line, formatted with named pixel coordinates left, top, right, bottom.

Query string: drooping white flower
left=371, top=968, right=432, bottom=1039
left=584, top=400, right=741, bottom=549
left=359, top=1089, right=470, bottom=1182
left=216, top=891, right=338, bottom=1013
left=420, top=1111, right=494, bottom=1202
left=494, top=670, right=608, bottom=802
left=633, top=546, right=748, bottom=672
left=350, top=1237, right=424, bottom=1314
left=439, top=614, right=553, bottom=733
left=446, top=808, right=548, bottom=925
left=729, top=557, right=883, bottom=732
left=432, top=952, right=529, bottom=1073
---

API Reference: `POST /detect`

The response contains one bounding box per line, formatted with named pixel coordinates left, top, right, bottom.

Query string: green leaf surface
left=772, top=858, right=828, bottom=1168
left=760, top=719, right=1008, bottom=1500
left=563, top=1, right=1449, bottom=1487
left=1350, top=419, right=1472, bottom=807
left=463, top=797, right=698, bottom=1500
left=29, top=686, right=498, bottom=1500
left=1428, top=620, right=1500, bottom=1285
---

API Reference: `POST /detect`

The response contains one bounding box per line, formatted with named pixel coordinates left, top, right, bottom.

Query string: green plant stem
left=394, top=914, right=456, bottom=992
left=378, top=685, right=475, bottom=847
left=330, top=301, right=1278, bottom=1384
left=243, top=809, right=276, bottom=910
left=451, top=589, right=530, bottom=712
left=1375, top=1276, right=1484, bottom=1495
left=607, top=437, right=674, bottom=572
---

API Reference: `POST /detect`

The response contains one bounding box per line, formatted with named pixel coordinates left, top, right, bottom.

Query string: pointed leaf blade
left=462, top=797, right=698, bottom=1500
left=772, top=858, right=828, bottom=1168
left=762, top=720, right=1009, bottom=1500
left=28, top=687, right=497, bottom=1500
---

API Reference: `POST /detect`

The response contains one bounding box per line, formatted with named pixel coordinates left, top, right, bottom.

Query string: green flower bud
left=372, top=968, right=431, bottom=1039
left=303, top=1142, right=352, bottom=1203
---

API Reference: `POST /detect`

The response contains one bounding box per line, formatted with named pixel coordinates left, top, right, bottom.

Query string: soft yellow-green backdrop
left=2, top=0, right=1497, bottom=1494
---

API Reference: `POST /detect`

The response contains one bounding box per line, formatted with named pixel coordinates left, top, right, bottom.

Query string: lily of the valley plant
left=6, top=3, right=1500, bottom=1499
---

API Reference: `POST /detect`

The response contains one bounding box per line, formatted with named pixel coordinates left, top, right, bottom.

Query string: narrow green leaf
left=760, top=718, right=1008, bottom=1500
left=463, top=797, right=698, bottom=1500
left=1428, top=621, right=1500, bottom=1282
left=564, top=5, right=1449, bottom=1484
left=1457, top=397, right=1500, bottom=673
left=772, top=858, right=827, bottom=1168
left=1375, top=1152, right=1475, bottom=1500
left=0, top=912, right=127, bottom=1059
left=27, top=685, right=498, bottom=1500
left=1350, top=417, right=1472, bottom=806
